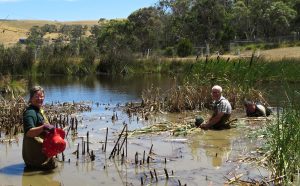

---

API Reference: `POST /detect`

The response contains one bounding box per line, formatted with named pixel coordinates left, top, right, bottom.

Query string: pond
left=0, top=74, right=274, bottom=185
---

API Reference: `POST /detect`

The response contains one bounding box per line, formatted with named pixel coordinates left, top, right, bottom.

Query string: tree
left=96, top=19, right=135, bottom=55
left=26, top=26, right=44, bottom=46
left=128, top=7, right=164, bottom=53
left=230, top=1, right=252, bottom=39
left=187, top=0, right=227, bottom=45
left=263, top=1, right=297, bottom=37
left=41, top=24, right=57, bottom=33
left=96, top=19, right=137, bottom=74
left=247, top=0, right=296, bottom=38
left=177, top=38, right=193, bottom=57
left=157, top=0, right=194, bottom=47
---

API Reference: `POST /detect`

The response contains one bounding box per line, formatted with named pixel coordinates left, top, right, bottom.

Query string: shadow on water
left=0, top=163, right=60, bottom=186
left=0, top=163, right=25, bottom=176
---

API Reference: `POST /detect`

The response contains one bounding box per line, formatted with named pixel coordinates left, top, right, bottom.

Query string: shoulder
left=220, top=97, right=231, bottom=105
left=256, top=104, right=266, bottom=113
left=23, top=106, right=38, bottom=117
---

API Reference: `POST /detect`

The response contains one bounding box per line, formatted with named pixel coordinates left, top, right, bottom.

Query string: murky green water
left=0, top=75, right=281, bottom=185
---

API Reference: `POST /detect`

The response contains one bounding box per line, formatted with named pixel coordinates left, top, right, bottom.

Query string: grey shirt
left=214, top=96, right=232, bottom=114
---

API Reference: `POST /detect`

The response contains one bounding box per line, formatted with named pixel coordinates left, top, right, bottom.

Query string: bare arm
left=201, top=112, right=224, bottom=129
left=26, top=124, right=45, bottom=138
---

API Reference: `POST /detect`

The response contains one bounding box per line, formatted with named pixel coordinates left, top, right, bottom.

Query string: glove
left=43, top=124, right=55, bottom=133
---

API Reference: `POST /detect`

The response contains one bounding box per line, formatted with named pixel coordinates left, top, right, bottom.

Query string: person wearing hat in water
left=199, top=85, right=232, bottom=130
left=244, top=100, right=268, bottom=117
left=22, top=86, right=57, bottom=170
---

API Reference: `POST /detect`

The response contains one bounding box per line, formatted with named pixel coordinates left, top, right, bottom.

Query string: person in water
left=199, top=85, right=232, bottom=130
left=22, top=85, right=56, bottom=170
left=244, top=100, right=268, bottom=117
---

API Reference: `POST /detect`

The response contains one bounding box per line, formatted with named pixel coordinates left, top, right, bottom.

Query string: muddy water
left=0, top=116, right=269, bottom=186
left=0, top=75, right=271, bottom=185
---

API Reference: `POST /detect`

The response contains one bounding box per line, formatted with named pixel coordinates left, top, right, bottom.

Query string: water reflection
left=25, top=74, right=179, bottom=104
left=189, top=131, right=231, bottom=168
left=0, top=163, right=60, bottom=186
left=22, top=168, right=60, bottom=186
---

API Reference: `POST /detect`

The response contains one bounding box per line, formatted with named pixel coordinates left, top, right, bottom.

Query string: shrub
left=164, top=47, right=174, bottom=57
left=177, top=39, right=193, bottom=57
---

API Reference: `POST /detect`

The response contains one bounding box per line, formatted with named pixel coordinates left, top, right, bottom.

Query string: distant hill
left=0, top=19, right=99, bottom=46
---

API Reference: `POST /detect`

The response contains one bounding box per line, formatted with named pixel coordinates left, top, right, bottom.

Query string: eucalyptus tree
left=96, top=19, right=136, bottom=55
left=262, top=1, right=297, bottom=37
left=157, top=0, right=193, bottom=47
left=187, top=0, right=228, bottom=46
left=292, top=1, right=300, bottom=31
left=157, top=0, right=230, bottom=49
left=80, top=37, right=97, bottom=71
left=232, top=0, right=297, bottom=39
left=40, top=24, right=58, bottom=33
left=127, top=6, right=164, bottom=54
left=95, top=19, right=138, bottom=73
left=26, top=26, right=44, bottom=46
left=70, top=25, right=85, bottom=40
left=230, top=1, right=252, bottom=39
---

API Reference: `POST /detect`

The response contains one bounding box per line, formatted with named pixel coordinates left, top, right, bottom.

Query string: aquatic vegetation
left=128, top=119, right=198, bottom=137
left=0, top=97, right=27, bottom=140
left=139, top=81, right=268, bottom=113
left=0, top=75, right=27, bottom=99
left=0, top=98, right=92, bottom=141
left=263, top=91, right=300, bottom=184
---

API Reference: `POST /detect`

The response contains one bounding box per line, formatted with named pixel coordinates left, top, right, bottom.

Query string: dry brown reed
left=138, top=84, right=267, bottom=113
left=0, top=97, right=92, bottom=141
left=0, top=96, right=27, bottom=139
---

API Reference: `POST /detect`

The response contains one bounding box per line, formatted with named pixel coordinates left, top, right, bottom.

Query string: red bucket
left=42, top=128, right=66, bottom=158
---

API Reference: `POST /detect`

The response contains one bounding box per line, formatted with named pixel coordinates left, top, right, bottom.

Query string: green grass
left=263, top=88, right=300, bottom=184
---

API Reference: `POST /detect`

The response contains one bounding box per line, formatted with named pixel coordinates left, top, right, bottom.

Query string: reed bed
left=0, top=96, right=27, bottom=140
left=0, top=97, right=92, bottom=141
left=137, top=82, right=268, bottom=114
left=263, top=99, right=300, bottom=185
left=188, top=56, right=300, bottom=85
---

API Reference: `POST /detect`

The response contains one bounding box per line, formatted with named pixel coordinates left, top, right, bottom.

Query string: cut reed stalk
left=109, top=124, right=127, bottom=159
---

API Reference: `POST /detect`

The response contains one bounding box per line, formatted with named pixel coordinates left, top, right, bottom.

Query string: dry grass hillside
left=0, top=19, right=98, bottom=46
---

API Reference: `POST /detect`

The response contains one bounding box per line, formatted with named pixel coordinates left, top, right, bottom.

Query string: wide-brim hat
left=42, top=128, right=66, bottom=158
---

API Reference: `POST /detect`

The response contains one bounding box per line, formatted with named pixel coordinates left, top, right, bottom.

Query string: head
left=29, top=86, right=45, bottom=109
left=211, top=85, right=222, bottom=101
left=244, top=100, right=256, bottom=113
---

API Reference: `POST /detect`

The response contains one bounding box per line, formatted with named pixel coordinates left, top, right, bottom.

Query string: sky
left=0, top=0, right=158, bottom=21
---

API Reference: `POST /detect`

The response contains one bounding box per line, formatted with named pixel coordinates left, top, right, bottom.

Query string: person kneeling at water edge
left=197, top=85, right=232, bottom=130
left=22, top=86, right=65, bottom=170
left=244, top=100, right=270, bottom=117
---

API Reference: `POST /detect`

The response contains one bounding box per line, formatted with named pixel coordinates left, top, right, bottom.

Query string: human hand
left=200, top=123, right=209, bottom=130
left=43, top=124, right=55, bottom=133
